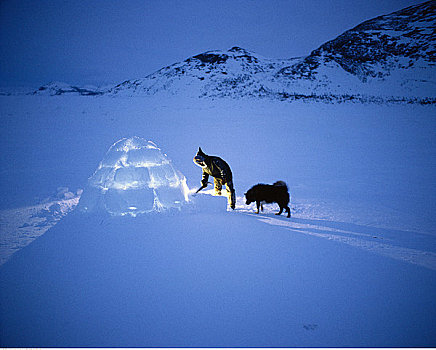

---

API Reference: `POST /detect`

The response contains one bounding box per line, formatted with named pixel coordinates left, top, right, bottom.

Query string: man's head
left=193, top=147, right=207, bottom=168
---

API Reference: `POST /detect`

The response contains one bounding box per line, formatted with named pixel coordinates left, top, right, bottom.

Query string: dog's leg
left=255, top=200, right=261, bottom=214
left=285, top=206, right=291, bottom=218
left=276, top=206, right=283, bottom=216
left=260, top=203, right=264, bottom=212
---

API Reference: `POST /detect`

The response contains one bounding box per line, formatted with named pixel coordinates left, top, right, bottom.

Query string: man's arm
left=195, top=171, right=210, bottom=193
left=201, top=171, right=209, bottom=186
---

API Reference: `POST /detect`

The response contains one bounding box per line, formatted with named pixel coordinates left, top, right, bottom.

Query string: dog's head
left=244, top=188, right=255, bottom=205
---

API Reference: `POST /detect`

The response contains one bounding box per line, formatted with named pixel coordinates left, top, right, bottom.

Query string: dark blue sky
left=0, top=0, right=425, bottom=87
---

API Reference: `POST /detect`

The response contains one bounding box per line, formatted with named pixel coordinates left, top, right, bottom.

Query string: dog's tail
left=274, top=181, right=290, bottom=205
left=273, top=180, right=287, bottom=189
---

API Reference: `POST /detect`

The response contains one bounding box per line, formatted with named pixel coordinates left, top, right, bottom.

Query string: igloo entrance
left=78, top=137, right=190, bottom=216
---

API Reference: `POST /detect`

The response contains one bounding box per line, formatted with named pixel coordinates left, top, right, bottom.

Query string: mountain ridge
left=24, top=1, right=436, bottom=103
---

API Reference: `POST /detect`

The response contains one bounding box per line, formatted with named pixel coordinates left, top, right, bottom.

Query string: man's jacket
left=193, top=148, right=233, bottom=186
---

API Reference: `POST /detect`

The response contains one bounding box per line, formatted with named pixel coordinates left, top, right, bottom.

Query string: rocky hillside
left=307, top=0, right=435, bottom=81
left=33, top=82, right=104, bottom=96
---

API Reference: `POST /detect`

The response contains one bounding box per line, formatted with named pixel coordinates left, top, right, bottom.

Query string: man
left=193, top=147, right=236, bottom=209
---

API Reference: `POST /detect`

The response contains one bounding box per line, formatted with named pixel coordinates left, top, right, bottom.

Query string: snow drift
left=77, top=137, right=189, bottom=216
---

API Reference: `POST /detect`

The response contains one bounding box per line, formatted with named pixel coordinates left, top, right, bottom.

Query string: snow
left=0, top=194, right=80, bottom=265
left=0, top=94, right=435, bottom=347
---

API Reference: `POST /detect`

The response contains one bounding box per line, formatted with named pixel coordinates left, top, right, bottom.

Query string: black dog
left=245, top=181, right=291, bottom=218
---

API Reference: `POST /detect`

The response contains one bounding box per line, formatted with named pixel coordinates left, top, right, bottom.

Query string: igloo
left=78, top=137, right=190, bottom=216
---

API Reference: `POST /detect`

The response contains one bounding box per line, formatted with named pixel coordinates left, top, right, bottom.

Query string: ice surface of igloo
left=78, top=137, right=190, bottom=216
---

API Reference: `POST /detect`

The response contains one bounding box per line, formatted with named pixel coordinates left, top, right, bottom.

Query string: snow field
left=0, top=95, right=435, bottom=346
left=1, top=202, right=435, bottom=347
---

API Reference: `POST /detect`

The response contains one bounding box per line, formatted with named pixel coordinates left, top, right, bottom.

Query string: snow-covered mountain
left=22, top=1, right=435, bottom=102
left=108, top=1, right=435, bottom=102
left=305, top=0, right=435, bottom=82
left=277, top=0, right=436, bottom=98
left=109, top=46, right=295, bottom=98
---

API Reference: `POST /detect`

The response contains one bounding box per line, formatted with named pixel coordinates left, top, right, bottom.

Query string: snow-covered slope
left=279, top=0, right=436, bottom=98
left=308, top=1, right=436, bottom=81
left=110, top=46, right=295, bottom=98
